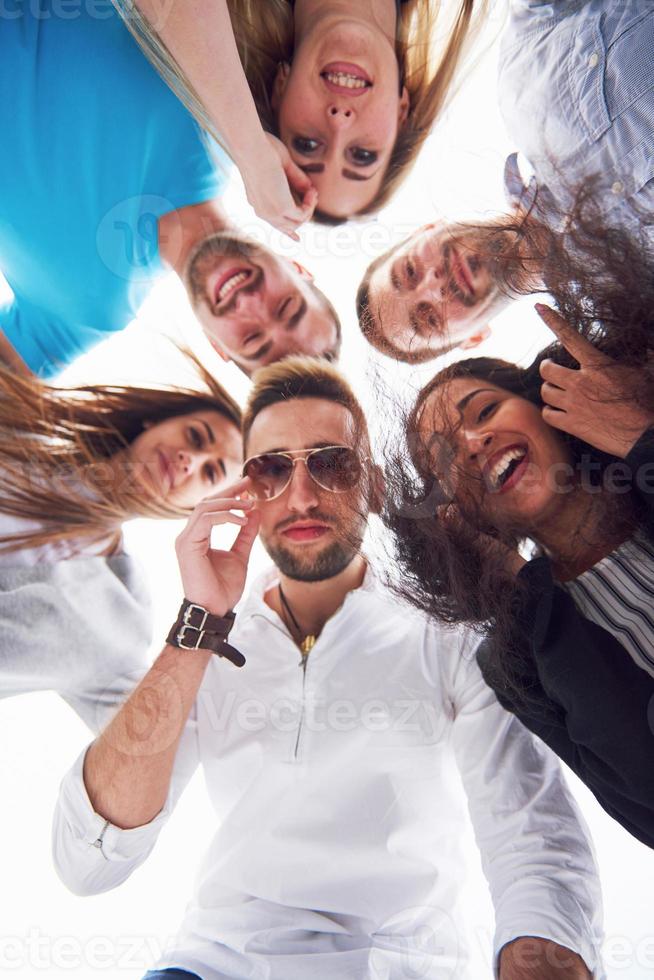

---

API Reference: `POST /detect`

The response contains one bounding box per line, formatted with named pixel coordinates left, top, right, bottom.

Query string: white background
left=1, top=5, right=654, bottom=978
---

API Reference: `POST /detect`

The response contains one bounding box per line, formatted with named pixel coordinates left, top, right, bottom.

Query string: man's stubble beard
left=264, top=537, right=358, bottom=583
left=261, top=509, right=367, bottom=583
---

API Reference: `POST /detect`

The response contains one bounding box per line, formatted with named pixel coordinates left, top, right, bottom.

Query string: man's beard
left=186, top=232, right=260, bottom=306
left=262, top=510, right=366, bottom=583
left=264, top=538, right=358, bottom=583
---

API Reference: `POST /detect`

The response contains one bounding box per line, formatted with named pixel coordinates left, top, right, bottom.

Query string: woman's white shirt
left=0, top=509, right=121, bottom=566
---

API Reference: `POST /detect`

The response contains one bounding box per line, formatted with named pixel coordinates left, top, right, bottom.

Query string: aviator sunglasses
left=242, top=446, right=363, bottom=502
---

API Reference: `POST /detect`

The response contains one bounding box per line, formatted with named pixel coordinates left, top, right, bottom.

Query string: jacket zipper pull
left=92, top=819, right=110, bottom=851
left=298, top=635, right=316, bottom=670
left=301, top=635, right=316, bottom=655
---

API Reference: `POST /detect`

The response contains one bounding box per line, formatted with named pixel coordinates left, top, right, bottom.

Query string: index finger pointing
left=534, top=303, right=605, bottom=365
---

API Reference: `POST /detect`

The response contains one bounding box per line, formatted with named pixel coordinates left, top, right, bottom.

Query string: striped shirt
left=562, top=534, right=654, bottom=679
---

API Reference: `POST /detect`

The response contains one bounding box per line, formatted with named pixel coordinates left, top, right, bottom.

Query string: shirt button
left=588, top=51, right=599, bottom=68
left=612, top=180, right=624, bottom=195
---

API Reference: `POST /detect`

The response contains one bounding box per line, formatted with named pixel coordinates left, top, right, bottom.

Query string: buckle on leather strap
left=183, top=604, right=209, bottom=631
left=177, top=624, right=205, bottom=650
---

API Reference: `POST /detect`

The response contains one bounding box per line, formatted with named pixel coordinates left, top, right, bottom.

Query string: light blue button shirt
left=498, top=0, right=654, bottom=227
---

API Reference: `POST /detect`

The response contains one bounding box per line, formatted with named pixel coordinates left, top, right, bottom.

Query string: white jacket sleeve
left=442, top=630, right=604, bottom=978
left=52, top=702, right=200, bottom=897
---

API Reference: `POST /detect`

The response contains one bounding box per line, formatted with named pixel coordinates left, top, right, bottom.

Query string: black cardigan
left=477, top=428, right=654, bottom=850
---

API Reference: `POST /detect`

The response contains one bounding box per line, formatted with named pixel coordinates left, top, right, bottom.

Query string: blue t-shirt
left=0, top=0, right=229, bottom=376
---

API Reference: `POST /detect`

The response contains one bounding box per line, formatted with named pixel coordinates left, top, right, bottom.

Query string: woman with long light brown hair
left=0, top=355, right=242, bottom=733
left=113, top=0, right=481, bottom=224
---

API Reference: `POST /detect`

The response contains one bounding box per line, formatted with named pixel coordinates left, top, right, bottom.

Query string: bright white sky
left=1, top=5, right=654, bottom=978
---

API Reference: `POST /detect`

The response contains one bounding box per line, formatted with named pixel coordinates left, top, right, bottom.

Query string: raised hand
left=174, top=477, right=260, bottom=616
left=536, top=303, right=654, bottom=458
left=243, top=134, right=318, bottom=241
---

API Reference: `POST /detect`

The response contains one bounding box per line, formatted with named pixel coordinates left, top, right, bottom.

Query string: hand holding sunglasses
left=242, top=445, right=363, bottom=502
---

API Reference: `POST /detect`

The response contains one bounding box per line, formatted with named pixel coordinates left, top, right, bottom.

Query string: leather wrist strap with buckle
left=166, top=600, right=246, bottom=668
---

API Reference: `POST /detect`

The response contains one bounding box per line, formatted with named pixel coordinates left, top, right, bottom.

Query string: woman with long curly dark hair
left=382, top=215, right=654, bottom=850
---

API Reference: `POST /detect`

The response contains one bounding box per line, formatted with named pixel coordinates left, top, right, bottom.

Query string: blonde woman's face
left=128, top=410, right=243, bottom=509
left=273, top=16, right=409, bottom=219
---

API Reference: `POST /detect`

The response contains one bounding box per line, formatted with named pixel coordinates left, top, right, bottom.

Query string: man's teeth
left=218, top=271, right=248, bottom=301
left=323, top=71, right=368, bottom=89
left=490, top=448, right=527, bottom=488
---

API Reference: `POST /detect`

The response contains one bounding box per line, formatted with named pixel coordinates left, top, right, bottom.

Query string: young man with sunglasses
left=53, top=358, right=601, bottom=980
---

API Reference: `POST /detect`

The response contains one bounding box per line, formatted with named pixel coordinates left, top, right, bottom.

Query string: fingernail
left=535, top=303, right=549, bottom=315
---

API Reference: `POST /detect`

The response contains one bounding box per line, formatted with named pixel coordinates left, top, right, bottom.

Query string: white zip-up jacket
left=53, top=568, right=603, bottom=979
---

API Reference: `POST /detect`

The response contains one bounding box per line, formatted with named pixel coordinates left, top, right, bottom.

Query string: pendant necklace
left=278, top=583, right=317, bottom=658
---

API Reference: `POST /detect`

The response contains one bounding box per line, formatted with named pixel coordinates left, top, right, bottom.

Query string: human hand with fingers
left=536, top=303, right=654, bottom=458
left=175, top=477, right=260, bottom=617
left=243, top=134, right=318, bottom=241
left=129, top=1, right=317, bottom=241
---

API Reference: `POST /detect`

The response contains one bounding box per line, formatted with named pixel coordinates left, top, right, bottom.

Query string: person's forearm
left=83, top=642, right=213, bottom=830
left=85, top=483, right=255, bottom=831
left=500, top=938, right=592, bottom=979
left=133, top=0, right=271, bottom=167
